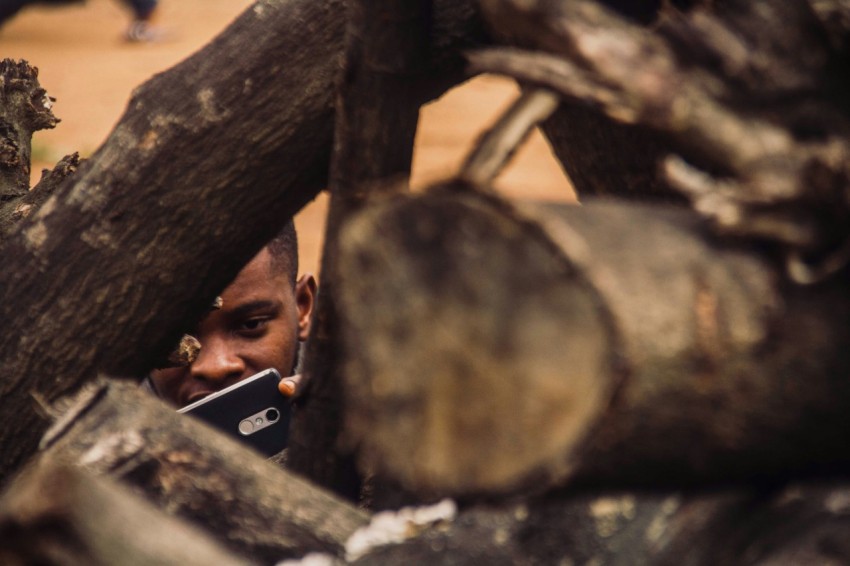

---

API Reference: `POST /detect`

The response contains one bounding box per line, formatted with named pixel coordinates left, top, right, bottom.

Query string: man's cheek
left=253, top=334, right=288, bottom=374
left=150, top=369, right=186, bottom=402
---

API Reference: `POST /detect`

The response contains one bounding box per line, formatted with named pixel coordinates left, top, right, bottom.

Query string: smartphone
left=177, top=368, right=291, bottom=456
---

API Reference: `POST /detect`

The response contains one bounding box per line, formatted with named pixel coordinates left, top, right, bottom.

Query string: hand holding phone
left=178, top=368, right=291, bottom=456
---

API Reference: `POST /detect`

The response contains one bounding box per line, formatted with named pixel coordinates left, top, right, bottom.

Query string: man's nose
left=189, top=335, right=244, bottom=383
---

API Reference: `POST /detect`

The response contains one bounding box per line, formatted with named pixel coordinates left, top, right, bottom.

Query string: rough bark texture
left=0, top=151, right=81, bottom=245
left=34, top=379, right=369, bottom=564
left=336, top=188, right=850, bottom=496
left=0, top=0, right=486, bottom=486
left=0, top=459, right=253, bottom=566
left=288, top=0, right=434, bottom=502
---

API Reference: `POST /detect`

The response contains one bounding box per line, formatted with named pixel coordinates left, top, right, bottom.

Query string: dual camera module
left=238, top=407, right=281, bottom=436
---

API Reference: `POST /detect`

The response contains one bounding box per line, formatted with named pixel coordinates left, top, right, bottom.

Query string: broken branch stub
left=459, top=87, right=561, bottom=187
left=0, top=59, right=58, bottom=200
left=336, top=187, right=850, bottom=497
left=0, top=59, right=73, bottom=246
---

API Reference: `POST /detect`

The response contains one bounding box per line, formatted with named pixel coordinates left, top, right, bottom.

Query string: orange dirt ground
left=1, top=0, right=574, bottom=274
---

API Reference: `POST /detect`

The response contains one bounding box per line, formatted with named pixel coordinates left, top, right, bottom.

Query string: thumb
left=278, top=374, right=302, bottom=397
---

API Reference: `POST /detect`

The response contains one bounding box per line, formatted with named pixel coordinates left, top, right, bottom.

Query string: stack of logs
left=1, top=0, right=849, bottom=564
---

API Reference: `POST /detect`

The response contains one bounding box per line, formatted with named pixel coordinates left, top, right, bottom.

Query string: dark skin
left=150, top=246, right=315, bottom=407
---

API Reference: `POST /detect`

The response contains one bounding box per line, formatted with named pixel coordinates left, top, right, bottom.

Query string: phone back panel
left=178, top=368, right=291, bottom=457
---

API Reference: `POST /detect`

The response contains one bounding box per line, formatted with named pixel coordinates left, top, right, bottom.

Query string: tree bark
left=0, top=151, right=81, bottom=244
left=0, top=459, right=254, bottom=566
left=335, top=187, right=850, bottom=496
left=288, top=0, right=434, bottom=502
left=32, top=379, right=369, bottom=564
left=0, top=0, right=486, bottom=485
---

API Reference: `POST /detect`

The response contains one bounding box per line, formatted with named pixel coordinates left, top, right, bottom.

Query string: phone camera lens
left=265, top=408, right=280, bottom=423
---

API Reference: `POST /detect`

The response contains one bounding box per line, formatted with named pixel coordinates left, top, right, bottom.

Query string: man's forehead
left=219, top=251, right=290, bottom=303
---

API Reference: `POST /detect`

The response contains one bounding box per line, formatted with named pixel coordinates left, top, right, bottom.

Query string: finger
left=278, top=374, right=302, bottom=397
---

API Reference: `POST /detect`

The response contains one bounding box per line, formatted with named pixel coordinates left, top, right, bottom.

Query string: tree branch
left=459, top=87, right=560, bottom=187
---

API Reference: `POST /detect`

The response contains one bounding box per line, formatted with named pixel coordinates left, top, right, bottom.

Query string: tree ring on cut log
left=337, top=187, right=620, bottom=496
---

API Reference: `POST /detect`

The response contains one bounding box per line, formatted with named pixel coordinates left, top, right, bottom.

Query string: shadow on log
left=336, top=186, right=850, bottom=497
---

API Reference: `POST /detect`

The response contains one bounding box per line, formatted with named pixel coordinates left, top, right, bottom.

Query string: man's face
left=150, top=247, right=315, bottom=407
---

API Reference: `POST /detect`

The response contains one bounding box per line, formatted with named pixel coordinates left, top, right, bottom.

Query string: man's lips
left=183, top=389, right=216, bottom=406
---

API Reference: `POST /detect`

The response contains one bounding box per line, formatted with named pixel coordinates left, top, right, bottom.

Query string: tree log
left=0, top=0, right=486, bottom=485
left=0, top=459, right=253, bottom=566
left=349, top=482, right=850, bottom=565
left=335, top=187, right=850, bottom=496
left=34, top=379, right=369, bottom=564
left=288, top=0, right=431, bottom=503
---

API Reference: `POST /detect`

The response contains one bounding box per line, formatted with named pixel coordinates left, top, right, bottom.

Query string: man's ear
left=295, top=274, right=317, bottom=341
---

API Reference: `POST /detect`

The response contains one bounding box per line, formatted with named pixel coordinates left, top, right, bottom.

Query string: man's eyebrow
left=227, top=300, right=281, bottom=318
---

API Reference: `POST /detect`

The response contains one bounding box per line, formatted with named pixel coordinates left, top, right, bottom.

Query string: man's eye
left=238, top=318, right=269, bottom=334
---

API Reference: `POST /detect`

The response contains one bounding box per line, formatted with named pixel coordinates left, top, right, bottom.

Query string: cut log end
left=338, top=187, right=619, bottom=496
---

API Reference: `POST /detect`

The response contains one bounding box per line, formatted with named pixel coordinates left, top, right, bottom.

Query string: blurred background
left=1, top=0, right=573, bottom=275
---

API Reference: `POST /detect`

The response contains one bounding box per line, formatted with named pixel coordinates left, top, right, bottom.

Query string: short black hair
left=267, top=219, right=299, bottom=284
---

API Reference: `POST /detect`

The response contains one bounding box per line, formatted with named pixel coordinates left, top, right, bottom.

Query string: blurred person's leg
left=122, top=0, right=161, bottom=42
left=0, top=0, right=30, bottom=25
left=1, top=0, right=82, bottom=25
